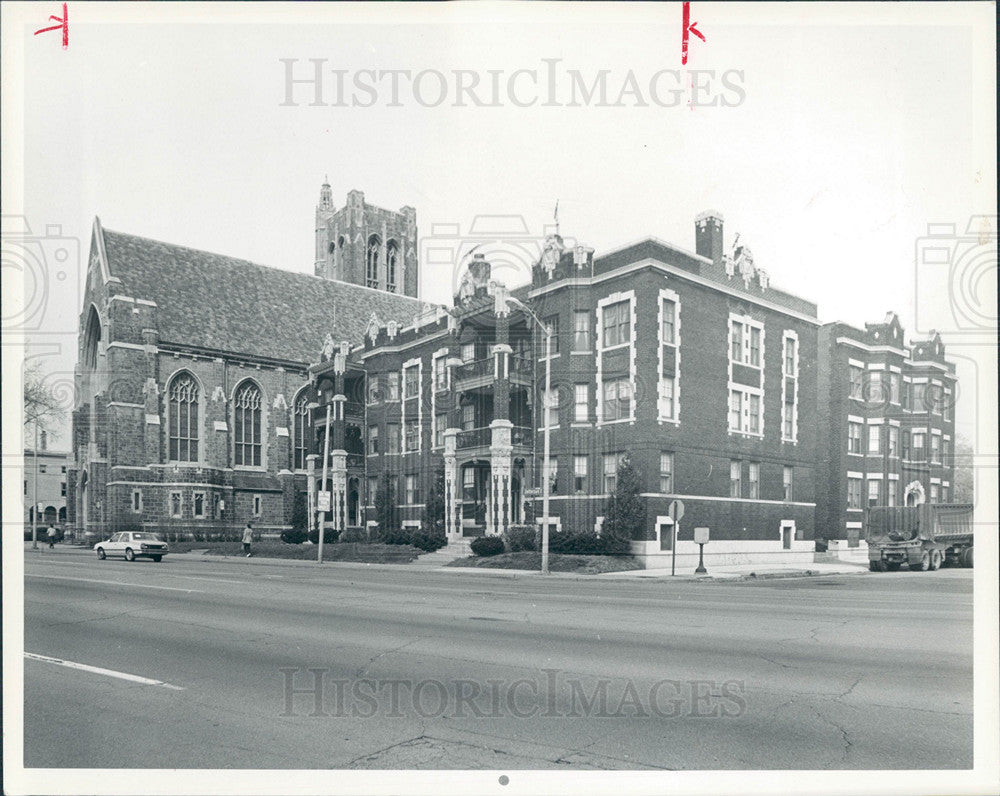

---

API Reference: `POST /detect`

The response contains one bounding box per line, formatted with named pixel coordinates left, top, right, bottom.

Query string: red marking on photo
left=34, top=3, right=69, bottom=50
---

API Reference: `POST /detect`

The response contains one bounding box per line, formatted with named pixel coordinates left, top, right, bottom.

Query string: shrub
left=410, top=528, right=447, bottom=552
left=338, top=527, right=370, bottom=544
left=308, top=528, right=340, bottom=544
left=548, top=530, right=611, bottom=555
left=379, top=527, right=412, bottom=546
left=471, top=536, right=505, bottom=557
left=280, top=528, right=309, bottom=544
left=504, top=524, right=537, bottom=552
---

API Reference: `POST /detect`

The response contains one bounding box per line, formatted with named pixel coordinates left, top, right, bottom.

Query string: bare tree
left=23, top=362, right=67, bottom=548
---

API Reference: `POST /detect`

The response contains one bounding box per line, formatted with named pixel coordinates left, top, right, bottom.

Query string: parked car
left=94, top=532, right=169, bottom=562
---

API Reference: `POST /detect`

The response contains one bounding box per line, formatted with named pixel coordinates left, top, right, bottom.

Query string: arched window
left=366, top=235, right=381, bottom=289
left=233, top=381, right=263, bottom=467
left=83, top=306, right=101, bottom=369
left=293, top=392, right=311, bottom=470
left=386, top=240, right=399, bottom=293
left=168, top=372, right=199, bottom=462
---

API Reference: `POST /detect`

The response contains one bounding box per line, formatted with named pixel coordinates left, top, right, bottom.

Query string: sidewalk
left=26, top=542, right=869, bottom=581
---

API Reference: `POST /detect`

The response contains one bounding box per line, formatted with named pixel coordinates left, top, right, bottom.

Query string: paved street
left=23, top=549, right=972, bottom=770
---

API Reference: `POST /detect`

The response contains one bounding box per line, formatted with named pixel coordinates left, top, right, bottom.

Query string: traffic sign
left=668, top=500, right=685, bottom=522
left=317, top=491, right=331, bottom=512
left=694, top=527, right=710, bottom=544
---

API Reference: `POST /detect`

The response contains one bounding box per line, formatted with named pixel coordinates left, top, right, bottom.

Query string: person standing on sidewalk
left=46, top=523, right=57, bottom=549
left=242, top=522, right=254, bottom=557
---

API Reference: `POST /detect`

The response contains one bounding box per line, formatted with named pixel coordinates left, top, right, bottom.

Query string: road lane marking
left=26, top=574, right=200, bottom=593
left=24, top=652, right=185, bottom=690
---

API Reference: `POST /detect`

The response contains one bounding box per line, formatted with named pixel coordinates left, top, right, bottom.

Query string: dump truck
left=866, top=503, right=974, bottom=571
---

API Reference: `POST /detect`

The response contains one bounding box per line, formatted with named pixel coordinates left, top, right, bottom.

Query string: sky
left=4, top=1, right=996, bottom=448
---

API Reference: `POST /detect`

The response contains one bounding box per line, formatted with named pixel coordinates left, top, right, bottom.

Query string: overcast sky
left=5, top=1, right=995, bottom=445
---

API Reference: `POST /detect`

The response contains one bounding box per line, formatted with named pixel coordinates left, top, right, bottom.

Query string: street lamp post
left=496, top=288, right=553, bottom=575
left=32, top=421, right=39, bottom=549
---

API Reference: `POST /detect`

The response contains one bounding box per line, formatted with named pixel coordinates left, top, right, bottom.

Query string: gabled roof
left=98, top=224, right=438, bottom=365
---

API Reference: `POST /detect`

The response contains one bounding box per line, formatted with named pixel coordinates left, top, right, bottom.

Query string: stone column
left=489, top=419, right=513, bottom=537
left=443, top=429, right=459, bottom=539
left=329, top=449, right=348, bottom=532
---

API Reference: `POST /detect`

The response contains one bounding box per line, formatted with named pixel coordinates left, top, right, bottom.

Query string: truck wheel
left=869, top=561, right=879, bottom=572
left=963, top=548, right=973, bottom=568
left=929, top=550, right=942, bottom=571
left=912, top=551, right=930, bottom=572
left=886, top=562, right=901, bottom=571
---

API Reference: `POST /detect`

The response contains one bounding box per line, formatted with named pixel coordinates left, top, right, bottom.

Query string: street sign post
left=668, top=500, right=685, bottom=576
left=694, top=526, right=709, bottom=574
left=317, top=491, right=331, bottom=513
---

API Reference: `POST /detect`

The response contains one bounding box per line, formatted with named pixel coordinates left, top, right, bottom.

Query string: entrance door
left=658, top=519, right=673, bottom=551
left=347, top=479, right=360, bottom=527
left=780, top=522, right=794, bottom=549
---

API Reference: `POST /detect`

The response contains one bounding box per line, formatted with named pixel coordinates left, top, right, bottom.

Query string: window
left=930, top=435, right=941, bottom=464
left=730, top=321, right=743, bottom=363
left=435, top=414, right=447, bottom=447
left=131, top=490, right=142, bottom=513
left=385, top=241, right=398, bottom=293
left=902, top=382, right=911, bottom=410
left=193, top=492, right=205, bottom=519
left=749, top=327, right=761, bottom=367
left=603, top=454, right=621, bottom=493
left=889, top=372, right=900, bottom=404
left=928, top=382, right=941, bottom=414
left=868, top=479, right=881, bottom=507
left=461, top=403, right=476, bottom=431
left=867, top=425, right=881, bottom=454
left=887, top=482, right=897, bottom=507
left=60, top=481, right=67, bottom=496
left=574, top=384, right=588, bottom=422
left=573, top=310, right=591, bottom=351
left=602, top=378, right=631, bottom=421
left=661, top=377, right=676, bottom=421
left=659, top=452, right=674, bottom=493
left=729, top=391, right=742, bottom=431
left=543, top=315, right=560, bottom=355
left=385, top=372, right=400, bottom=401
left=39, top=464, right=48, bottom=474
left=661, top=299, right=676, bottom=345
left=367, top=375, right=380, bottom=404
left=403, top=365, right=419, bottom=399
left=461, top=343, right=475, bottom=363
left=888, top=426, right=899, bottom=457
left=729, top=389, right=762, bottom=435
left=849, top=366, right=863, bottom=400
left=943, top=391, right=952, bottom=422
left=848, top=422, right=862, bottom=454
left=546, top=457, right=558, bottom=493
left=912, top=431, right=926, bottom=460
left=847, top=478, right=862, bottom=510
left=366, top=235, right=380, bottom=288
left=784, top=337, right=796, bottom=376
left=573, top=455, right=588, bottom=493
left=941, top=485, right=949, bottom=503
left=434, top=356, right=448, bottom=391
left=912, top=383, right=926, bottom=412
left=748, top=462, right=760, bottom=499
left=293, top=393, right=310, bottom=470
left=405, top=475, right=418, bottom=504
left=367, top=477, right=378, bottom=505
left=544, top=388, right=559, bottom=427
left=902, top=431, right=911, bottom=460
left=168, top=372, right=199, bottom=462
left=783, top=396, right=794, bottom=439
left=368, top=425, right=379, bottom=455
left=930, top=483, right=939, bottom=503
left=252, top=495, right=262, bottom=517
left=868, top=371, right=884, bottom=404
left=61, top=465, right=67, bottom=474
left=730, top=461, right=742, bottom=498
left=404, top=423, right=419, bottom=452
left=169, top=491, right=182, bottom=518
left=386, top=424, right=399, bottom=454
left=941, top=438, right=950, bottom=464
left=602, top=301, right=630, bottom=348
left=233, top=381, right=263, bottom=467
left=783, top=466, right=793, bottom=501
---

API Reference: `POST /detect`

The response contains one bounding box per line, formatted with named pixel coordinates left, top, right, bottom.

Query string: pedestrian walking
left=242, top=522, right=253, bottom=557
left=46, top=523, right=57, bottom=548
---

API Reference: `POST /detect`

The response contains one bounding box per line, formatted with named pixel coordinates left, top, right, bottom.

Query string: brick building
left=69, top=182, right=958, bottom=566
left=816, top=314, right=958, bottom=548
left=23, top=434, right=69, bottom=528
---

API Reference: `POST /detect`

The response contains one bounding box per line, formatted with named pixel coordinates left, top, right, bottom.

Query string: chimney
left=468, top=252, right=491, bottom=287
left=695, top=210, right=725, bottom=264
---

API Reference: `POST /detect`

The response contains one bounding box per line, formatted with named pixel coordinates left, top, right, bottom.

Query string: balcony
left=456, top=425, right=533, bottom=455
left=346, top=453, right=365, bottom=470
left=454, top=357, right=494, bottom=391
left=344, top=402, right=364, bottom=420
left=510, top=356, right=533, bottom=387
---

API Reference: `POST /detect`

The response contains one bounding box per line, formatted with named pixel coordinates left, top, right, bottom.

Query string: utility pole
left=541, top=325, right=552, bottom=575
left=318, top=403, right=332, bottom=564
left=32, top=421, right=39, bottom=549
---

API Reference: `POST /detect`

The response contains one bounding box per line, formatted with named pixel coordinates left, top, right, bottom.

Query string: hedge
left=470, top=536, right=505, bottom=556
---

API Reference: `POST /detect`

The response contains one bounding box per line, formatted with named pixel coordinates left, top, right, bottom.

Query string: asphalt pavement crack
left=354, top=637, right=426, bottom=678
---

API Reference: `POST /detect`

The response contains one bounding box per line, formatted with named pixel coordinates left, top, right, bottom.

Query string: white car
left=94, top=532, right=169, bottom=562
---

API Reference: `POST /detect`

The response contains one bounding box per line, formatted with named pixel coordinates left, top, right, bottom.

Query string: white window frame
left=659, top=451, right=674, bottom=494
left=730, top=460, right=742, bottom=498
left=573, top=455, right=588, bottom=493
left=748, top=461, right=760, bottom=499
left=781, top=330, right=798, bottom=443
left=596, top=291, right=637, bottom=426
left=728, top=313, right=765, bottom=439
left=574, top=383, right=589, bottom=423
left=169, top=491, right=182, bottom=519
left=658, top=288, right=681, bottom=423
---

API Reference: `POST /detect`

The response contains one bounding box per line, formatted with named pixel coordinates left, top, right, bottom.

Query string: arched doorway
left=347, top=477, right=360, bottom=527
left=904, top=480, right=925, bottom=507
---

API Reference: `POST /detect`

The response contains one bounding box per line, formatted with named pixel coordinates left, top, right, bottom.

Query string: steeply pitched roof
left=98, top=225, right=438, bottom=365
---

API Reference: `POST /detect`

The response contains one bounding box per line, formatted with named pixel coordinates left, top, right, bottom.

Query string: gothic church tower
left=314, top=180, right=419, bottom=298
